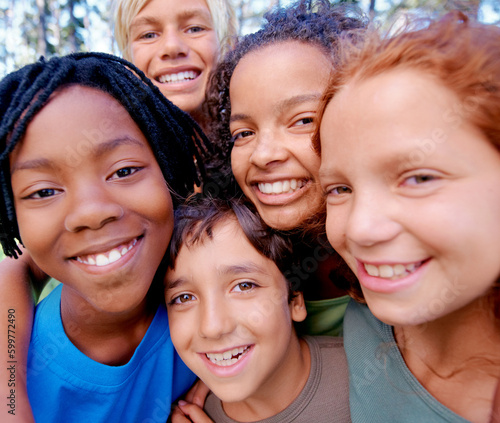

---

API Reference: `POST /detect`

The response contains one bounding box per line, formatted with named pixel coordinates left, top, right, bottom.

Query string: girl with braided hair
left=0, top=52, right=211, bottom=422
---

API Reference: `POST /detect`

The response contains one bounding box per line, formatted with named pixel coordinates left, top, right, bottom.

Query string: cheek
left=146, top=180, right=174, bottom=224
left=325, top=207, right=343, bottom=249
left=203, top=35, right=220, bottom=68
left=15, top=206, right=55, bottom=253
left=230, top=150, right=249, bottom=187
left=167, top=310, right=187, bottom=348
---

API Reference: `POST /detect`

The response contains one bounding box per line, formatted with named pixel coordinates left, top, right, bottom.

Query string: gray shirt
left=204, top=336, right=350, bottom=423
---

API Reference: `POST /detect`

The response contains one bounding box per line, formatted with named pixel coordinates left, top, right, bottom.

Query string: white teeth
left=75, top=239, right=137, bottom=267
left=364, top=264, right=379, bottom=277
left=364, top=262, right=421, bottom=280
left=206, top=346, right=250, bottom=367
left=379, top=265, right=394, bottom=278
left=257, top=179, right=306, bottom=195
left=108, top=249, right=122, bottom=264
left=95, top=254, right=109, bottom=267
left=393, top=264, right=406, bottom=276
left=159, top=71, right=197, bottom=84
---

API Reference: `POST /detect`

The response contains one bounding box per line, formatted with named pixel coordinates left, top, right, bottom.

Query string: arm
left=0, top=249, right=49, bottom=421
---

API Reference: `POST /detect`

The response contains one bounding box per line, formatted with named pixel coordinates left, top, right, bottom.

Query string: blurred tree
left=0, top=0, right=498, bottom=76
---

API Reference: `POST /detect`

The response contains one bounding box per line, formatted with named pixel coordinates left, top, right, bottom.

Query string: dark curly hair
left=203, top=0, right=366, bottom=197
left=0, top=52, right=212, bottom=258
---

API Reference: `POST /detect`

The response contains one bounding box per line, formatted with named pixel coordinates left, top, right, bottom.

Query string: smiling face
left=319, top=69, right=500, bottom=327
left=129, top=0, right=219, bottom=116
left=229, top=41, right=331, bottom=230
left=10, top=86, right=173, bottom=315
left=165, top=218, right=307, bottom=406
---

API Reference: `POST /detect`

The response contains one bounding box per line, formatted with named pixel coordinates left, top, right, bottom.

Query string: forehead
left=174, top=218, right=275, bottom=270
left=231, top=41, right=331, bottom=92
left=135, top=0, right=211, bottom=20
left=11, top=85, right=151, bottom=163
left=319, top=68, right=481, bottom=173
left=230, top=41, right=332, bottom=117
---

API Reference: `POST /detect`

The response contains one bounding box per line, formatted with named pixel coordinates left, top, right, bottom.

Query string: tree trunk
left=35, top=0, right=48, bottom=57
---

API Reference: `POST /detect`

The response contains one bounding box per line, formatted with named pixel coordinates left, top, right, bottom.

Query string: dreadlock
left=204, top=0, right=367, bottom=191
left=0, top=52, right=212, bottom=258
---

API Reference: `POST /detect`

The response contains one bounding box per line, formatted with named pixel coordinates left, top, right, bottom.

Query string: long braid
left=0, top=52, right=212, bottom=258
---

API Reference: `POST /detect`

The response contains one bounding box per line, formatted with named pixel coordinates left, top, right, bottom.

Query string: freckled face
left=319, top=69, right=500, bottom=326
left=10, top=86, right=173, bottom=315
left=230, top=41, right=331, bottom=230
left=129, top=0, right=219, bottom=115
left=165, top=219, right=307, bottom=403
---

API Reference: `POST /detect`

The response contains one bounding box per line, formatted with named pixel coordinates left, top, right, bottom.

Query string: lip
left=356, top=258, right=430, bottom=294
left=69, top=236, right=143, bottom=274
left=199, top=344, right=254, bottom=378
left=250, top=178, right=312, bottom=206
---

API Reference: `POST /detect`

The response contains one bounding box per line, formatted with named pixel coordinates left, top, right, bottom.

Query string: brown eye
left=172, top=293, right=195, bottom=304
left=404, top=174, right=437, bottom=186
left=233, top=282, right=256, bottom=292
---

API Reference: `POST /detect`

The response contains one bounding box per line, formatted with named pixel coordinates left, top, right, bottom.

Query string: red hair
left=314, top=11, right=500, bottom=154
left=313, top=11, right=500, bottom=302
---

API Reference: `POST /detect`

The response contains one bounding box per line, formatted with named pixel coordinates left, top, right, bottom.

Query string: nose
left=159, top=30, right=189, bottom=60
left=198, top=298, right=236, bottom=340
left=344, top=191, right=402, bottom=248
left=248, top=131, right=288, bottom=169
left=64, top=185, right=124, bottom=232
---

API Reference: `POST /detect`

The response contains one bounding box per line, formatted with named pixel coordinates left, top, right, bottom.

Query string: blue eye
left=140, top=32, right=157, bottom=40
left=187, top=26, right=205, bottom=34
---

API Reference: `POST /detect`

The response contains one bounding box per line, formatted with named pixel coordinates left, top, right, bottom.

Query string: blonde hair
left=113, top=0, right=238, bottom=62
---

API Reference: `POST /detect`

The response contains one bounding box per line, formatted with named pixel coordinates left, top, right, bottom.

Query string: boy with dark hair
left=165, top=197, right=350, bottom=422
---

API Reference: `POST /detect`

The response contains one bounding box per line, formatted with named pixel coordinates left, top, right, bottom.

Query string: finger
left=189, top=380, right=211, bottom=409
left=170, top=405, right=191, bottom=423
left=178, top=401, right=214, bottom=423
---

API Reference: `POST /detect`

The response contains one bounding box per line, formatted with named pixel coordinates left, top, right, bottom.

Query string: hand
left=184, top=379, right=211, bottom=409
left=170, top=401, right=214, bottom=423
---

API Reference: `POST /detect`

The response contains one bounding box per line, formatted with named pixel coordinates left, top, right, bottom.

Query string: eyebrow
left=229, top=93, right=322, bottom=123
left=274, top=93, right=322, bottom=115
left=11, top=136, right=146, bottom=174
left=130, top=8, right=211, bottom=30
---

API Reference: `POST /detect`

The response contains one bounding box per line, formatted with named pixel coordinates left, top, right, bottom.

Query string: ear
left=290, top=292, right=307, bottom=323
